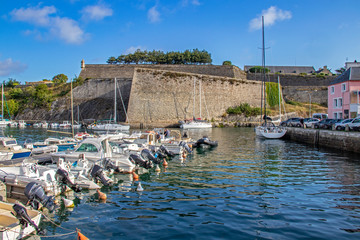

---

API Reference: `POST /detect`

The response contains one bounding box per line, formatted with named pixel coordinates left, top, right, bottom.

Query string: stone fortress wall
left=73, top=63, right=332, bottom=126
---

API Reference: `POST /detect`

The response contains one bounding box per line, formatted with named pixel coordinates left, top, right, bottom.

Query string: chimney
left=81, top=59, right=85, bottom=70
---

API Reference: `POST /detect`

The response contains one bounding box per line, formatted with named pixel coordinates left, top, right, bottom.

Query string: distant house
left=316, top=66, right=333, bottom=75
left=244, top=65, right=315, bottom=74
left=328, top=67, right=360, bottom=119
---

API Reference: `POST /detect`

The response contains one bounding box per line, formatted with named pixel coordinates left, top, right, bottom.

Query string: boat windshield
left=75, top=143, right=98, bottom=152
left=5, top=140, right=17, bottom=145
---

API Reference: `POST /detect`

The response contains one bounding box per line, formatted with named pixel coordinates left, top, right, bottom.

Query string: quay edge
left=283, top=127, right=360, bottom=154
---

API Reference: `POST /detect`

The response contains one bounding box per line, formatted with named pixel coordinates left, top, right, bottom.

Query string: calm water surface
left=3, top=127, right=360, bottom=239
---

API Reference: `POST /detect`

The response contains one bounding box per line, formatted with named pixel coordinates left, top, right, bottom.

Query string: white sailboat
left=180, top=79, right=212, bottom=129
left=255, top=16, right=286, bottom=139
left=92, top=78, right=130, bottom=131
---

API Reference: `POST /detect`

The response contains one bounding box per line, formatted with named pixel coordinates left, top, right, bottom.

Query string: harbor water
left=2, top=127, right=360, bottom=239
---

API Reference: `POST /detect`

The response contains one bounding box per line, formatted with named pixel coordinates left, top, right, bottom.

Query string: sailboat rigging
left=180, top=79, right=212, bottom=129
left=255, top=16, right=287, bottom=139
left=91, top=78, right=130, bottom=131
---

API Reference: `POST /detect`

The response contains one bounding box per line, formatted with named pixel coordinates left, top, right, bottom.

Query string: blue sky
left=1, top=0, right=360, bottom=83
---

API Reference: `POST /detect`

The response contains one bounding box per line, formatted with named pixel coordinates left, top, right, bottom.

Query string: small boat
left=50, top=122, right=59, bottom=128
left=254, top=16, right=287, bottom=139
left=59, top=121, right=71, bottom=128
left=51, top=136, right=135, bottom=172
left=32, top=123, right=41, bottom=128
left=33, top=137, right=77, bottom=152
left=0, top=137, right=31, bottom=159
left=180, top=120, right=212, bottom=129
left=91, top=123, right=130, bottom=131
left=0, top=201, right=42, bottom=240
left=40, top=121, right=48, bottom=128
left=0, top=151, right=14, bottom=162
left=192, top=136, right=218, bottom=148
left=17, top=120, right=26, bottom=128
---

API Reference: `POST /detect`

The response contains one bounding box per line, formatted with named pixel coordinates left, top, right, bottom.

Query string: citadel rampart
left=127, top=68, right=261, bottom=126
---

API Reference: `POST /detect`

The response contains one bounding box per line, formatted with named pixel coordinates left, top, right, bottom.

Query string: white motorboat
left=59, top=121, right=71, bottom=128
left=17, top=120, right=26, bottom=128
left=0, top=201, right=42, bottom=240
left=0, top=160, right=63, bottom=199
left=50, top=122, right=59, bottom=128
left=51, top=136, right=135, bottom=172
left=33, top=137, right=77, bottom=152
left=0, top=137, right=31, bottom=159
left=91, top=123, right=130, bottom=131
left=180, top=120, right=212, bottom=129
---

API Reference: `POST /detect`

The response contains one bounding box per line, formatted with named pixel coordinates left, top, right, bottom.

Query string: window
left=331, top=86, right=335, bottom=94
left=342, top=83, right=346, bottom=92
left=339, top=112, right=343, bottom=119
left=339, top=98, right=343, bottom=107
left=334, top=99, right=338, bottom=108
left=75, top=143, right=98, bottom=152
left=334, top=112, right=337, bottom=119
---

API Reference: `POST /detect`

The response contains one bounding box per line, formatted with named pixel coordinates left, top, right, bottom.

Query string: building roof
left=244, top=65, right=315, bottom=74
left=329, top=67, right=360, bottom=85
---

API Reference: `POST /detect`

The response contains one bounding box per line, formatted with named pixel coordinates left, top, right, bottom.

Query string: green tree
left=107, top=56, right=117, bottom=64
left=223, top=61, right=232, bottom=66
left=52, top=74, right=68, bottom=85
left=8, top=88, right=23, bottom=99
left=73, top=76, right=85, bottom=87
left=6, top=99, right=19, bottom=116
left=5, top=78, right=20, bottom=88
left=33, top=84, right=53, bottom=108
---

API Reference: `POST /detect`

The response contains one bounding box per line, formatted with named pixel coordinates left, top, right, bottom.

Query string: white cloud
left=0, top=58, right=27, bottom=76
left=10, top=5, right=56, bottom=26
left=81, top=4, right=113, bottom=21
left=148, top=6, right=160, bottom=23
left=51, top=17, right=85, bottom=44
left=249, top=6, right=292, bottom=31
left=10, top=5, right=86, bottom=44
left=181, top=0, right=201, bottom=6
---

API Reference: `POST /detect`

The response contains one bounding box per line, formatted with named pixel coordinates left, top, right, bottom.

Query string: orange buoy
left=163, top=159, right=168, bottom=167
left=132, top=171, right=139, bottom=181
left=97, top=189, right=107, bottom=200
left=77, top=230, right=89, bottom=240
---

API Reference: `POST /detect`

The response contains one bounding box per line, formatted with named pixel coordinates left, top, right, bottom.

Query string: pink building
left=328, top=67, right=360, bottom=119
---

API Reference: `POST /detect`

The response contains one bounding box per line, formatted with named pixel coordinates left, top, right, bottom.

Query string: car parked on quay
left=343, top=118, right=360, bottom=131
left=334, top=118, right=354, bottom=131
left=313, top=118, right=340, bottom=129
left=280, top=118, right=303, bottom=127
left=303, top=118, right=320, bottom=128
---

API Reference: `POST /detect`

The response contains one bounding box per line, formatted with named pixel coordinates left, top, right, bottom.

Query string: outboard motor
left=102, top=158, right=122, bottom=173
left=179, top=141, right=192, bottom=153
left=24, top=182, right=55, bottom=212
left=12, top=203, right=45, bottom=235
left=154, top=150, right=167, bottom=159
left=141, top=149, right=161, bottom=164
left=129, top=154, right=153, bottom=169
left=159, top=145, right=175, bottom=157
left=90, top=165, right=112, bottom=186
left=55, top=168, right=82, bottom=193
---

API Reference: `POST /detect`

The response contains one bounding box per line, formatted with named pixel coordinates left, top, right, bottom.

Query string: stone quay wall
left=126, top=68, right=261, bottom=126
left=284, top=127, right=360, bottom=153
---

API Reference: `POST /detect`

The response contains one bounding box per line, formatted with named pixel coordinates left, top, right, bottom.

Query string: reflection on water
left=2, top=127, right=360, bottom=239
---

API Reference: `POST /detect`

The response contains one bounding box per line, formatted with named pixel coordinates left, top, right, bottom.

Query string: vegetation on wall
left=248, top=66, right=270, bottom=73
left=226, top=103, right=261, bottom=117
left=265, top=82, right=282, bottom=107
left=107, top=49, right=212, bottom=65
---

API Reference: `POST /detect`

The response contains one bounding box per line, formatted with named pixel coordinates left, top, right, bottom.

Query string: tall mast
left=71, top=79, right=74, bottom=137
left=1, top=84, right=3, bottom=121
left=278, top=76, right=281, bottom=122
left=199, top=80, right=202, bottom=119
left=114, top=78, right=117, bottom=123
left=193, top=78, right=196, bottom=119
left=262, top=16, right=267, bottom=124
